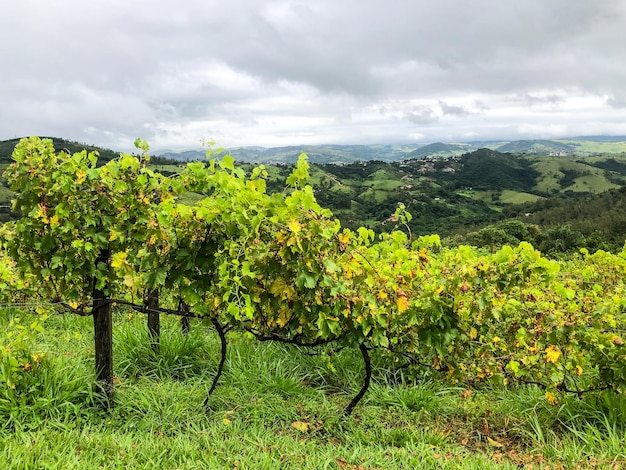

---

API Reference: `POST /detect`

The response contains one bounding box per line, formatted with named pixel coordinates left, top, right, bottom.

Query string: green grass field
left=1, top=312, right=625, bottom=469
left=498, top=190, right=545, bottom=205
left=555, top=140, right=626, bottom=154
left=530, top=156, right=626, bottom=195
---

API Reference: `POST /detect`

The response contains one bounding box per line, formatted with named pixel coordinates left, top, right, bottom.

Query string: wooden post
left=146, top=289, right=160, bottom=352
left=181, top=316, right=191, bottom=335
left=178, top=300, right=190, bottom=335
left=92, top=248, right=113, bottom=408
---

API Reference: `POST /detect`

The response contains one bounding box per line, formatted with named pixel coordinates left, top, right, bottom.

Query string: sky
left=2, top=0, right=626, bottom=153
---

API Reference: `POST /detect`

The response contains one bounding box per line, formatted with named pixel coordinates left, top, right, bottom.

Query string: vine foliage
left=1, top=137, right=625, bottom=412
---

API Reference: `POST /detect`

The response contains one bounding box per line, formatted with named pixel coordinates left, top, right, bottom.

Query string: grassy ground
left=530, top=157, right=624, bottom=195
left=1, top=312, right=625, bottom=469
left=555, top=140, right=626, bottom=154
left=498, top=190, right=545, bottom=205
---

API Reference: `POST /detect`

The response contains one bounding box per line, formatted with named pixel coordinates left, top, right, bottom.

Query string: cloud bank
left=2, top=0, right=626, bottom=151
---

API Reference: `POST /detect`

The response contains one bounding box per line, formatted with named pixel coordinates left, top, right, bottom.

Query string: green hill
left=160, top=144, right=417, bottom=164
left=448, top=148, right=539, bottom=191
left=405, top=142, right=477, bottom=159
left=495, top=139, right=574, bottom=155
left=2, top=137, right=626, bottom=249
left=303, top=148, right=626, bottom=240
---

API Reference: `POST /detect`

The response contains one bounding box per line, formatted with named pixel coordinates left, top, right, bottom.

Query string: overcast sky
left=2, top=0, right=626, bottom=152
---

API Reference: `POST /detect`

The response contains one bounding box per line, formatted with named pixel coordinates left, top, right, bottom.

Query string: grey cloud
left=439, top=101, right=473, bottom=117
left=515, top=93, right=566, bottom=107
left=1, top=0, right=626, bottom=150
left=403, top=106, right=438, bottom=125
left=606, top=95, right=626, bottom=109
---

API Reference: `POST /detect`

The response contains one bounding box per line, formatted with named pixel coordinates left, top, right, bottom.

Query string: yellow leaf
left=111, top=252, right=128, bottom=269
left=469, top=327, right=478, bottom=340
left=288, top=219, right=301, bottom=234
left=123, top=275, right=138, bottom=290
left=575, top=365, right=583, bottom=376
left=32, top=352, right=45, bottom=362
left=338, top=232, right=350, bottom=245
left=291, top=421, right=310, bottom=432
left=76, top=170, right=87, bottom=184
left=270, top=279, right=287, bottom=296
left=545, top=391, right=558, bottom=405
left=545, top=345, right=561, bottom=364
left=492, top=336, right=501, bottom=344
left=397, top=295, right=409, bottom=313
left=487, top=437, right=504, bottom=448
left=277, top=306, right=290, bottom=327
left=377, top=290, right=388, bottom=300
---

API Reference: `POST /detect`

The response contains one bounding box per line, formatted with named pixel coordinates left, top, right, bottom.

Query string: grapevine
left=1, top=137, right=625, bottom=414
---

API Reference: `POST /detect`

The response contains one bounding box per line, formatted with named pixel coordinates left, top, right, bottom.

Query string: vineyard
left=1, top=137, right=626, bottom=467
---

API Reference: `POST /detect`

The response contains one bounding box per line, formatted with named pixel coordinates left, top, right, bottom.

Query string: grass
left=530, top=156, right=626, bottom=195
left=556, top=140, right=626, bottom=154
left=1, top=312, right=625, bottom=469
left=566, top=174, right=620, bottom=193
left=359, top=188, right=392, bottom=203
left=498, top=190, right=545, bottom=205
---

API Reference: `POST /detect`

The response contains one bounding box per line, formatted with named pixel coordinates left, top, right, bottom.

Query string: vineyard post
left=146, top=289, right=160, bottom=351
left=181, top=316, right=190, bottom=335
left=92, top=248, right=114, bottom=408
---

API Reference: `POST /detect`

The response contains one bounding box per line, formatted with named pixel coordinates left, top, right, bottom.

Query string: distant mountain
left=157, top=144, right=418, bottom=164
left=568, top=135, right=626, bottom=142
left=494, top=139, right=573, bottom=155
left=405, top=142, right=477, bottom=159
left=158, top=137, right=626, bottom=164
left=2, top=135, right=626, bottom=166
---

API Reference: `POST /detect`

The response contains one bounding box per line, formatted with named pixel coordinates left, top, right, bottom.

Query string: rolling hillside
left=2, top=136, right=626, bottom=245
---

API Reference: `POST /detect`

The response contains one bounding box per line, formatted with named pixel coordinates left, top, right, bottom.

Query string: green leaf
left=181, top=287, right=202, bottom=306
left=145, top=267, right=168, bottom=288
left=507, top=360, right=521, bottom=376
left=285, top=154, right=310, bottom=187
left=227, top=303, right=240, bottom=320
left=296, top=272, right=316, bottom=289
left=219, top=155, right=235, bottom=171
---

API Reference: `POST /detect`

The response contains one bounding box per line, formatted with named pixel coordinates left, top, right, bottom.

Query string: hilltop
left=2, top=135, right=626, bottom=165
left=301, top=147, right=626, bottom=246
left=1, top=136, right=626, bottom=250
left=156, top=136, right=626, bottom=163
